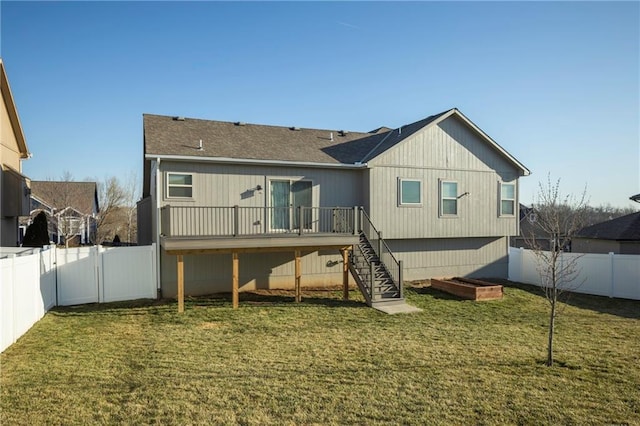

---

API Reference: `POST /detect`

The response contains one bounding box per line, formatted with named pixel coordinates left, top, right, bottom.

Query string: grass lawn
left=1, top=281, right=639, bottom=425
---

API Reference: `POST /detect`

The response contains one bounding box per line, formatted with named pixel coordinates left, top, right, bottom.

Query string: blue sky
left=1, top=1, right=638, bottom=208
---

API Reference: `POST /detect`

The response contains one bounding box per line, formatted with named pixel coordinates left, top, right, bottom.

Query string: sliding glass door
left=270, top=180, right=312, bottom=231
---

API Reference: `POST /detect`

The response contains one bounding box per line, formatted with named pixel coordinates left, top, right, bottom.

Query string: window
left=399, top=179, right=421, bottom=206
left=440, top=181, right=458, bottom=216
left=167, top=173, right=193, bottom=198
left=500, top=183, right=516, bottom=216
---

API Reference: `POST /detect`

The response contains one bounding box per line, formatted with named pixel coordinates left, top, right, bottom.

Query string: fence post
left=609, top=252, right=615, bottom=298
left=519, top=247, right=524, bottom=283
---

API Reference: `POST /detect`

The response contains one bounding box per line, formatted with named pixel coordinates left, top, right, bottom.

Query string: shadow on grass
left=48, top=291, right=367, bottom=316
left=485, top=278, right=640, bottom=320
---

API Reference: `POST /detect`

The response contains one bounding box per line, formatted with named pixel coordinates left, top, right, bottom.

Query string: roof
left=30, top=181, right=99, bottom=215
left=575, top=212, right=640, bottom=241
left=630, top=193, right=640, bottom=203
left=143, top=108, right=529, bottom=175
left=0, top=59, right=29, bottom=159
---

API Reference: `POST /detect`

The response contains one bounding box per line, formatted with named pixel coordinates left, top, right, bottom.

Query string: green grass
left=1, top=282, right=639, bottom=425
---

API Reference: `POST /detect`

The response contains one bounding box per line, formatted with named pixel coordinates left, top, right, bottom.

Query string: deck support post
left=342, top=248, right=349, bottom=300
left=177, top=255, right=184, bottom=313
left=232, top=252, right=239, bottom=309
left=295, top=250, right=302, bottom=302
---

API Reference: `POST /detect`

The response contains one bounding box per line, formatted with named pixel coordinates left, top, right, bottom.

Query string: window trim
left=166, top=172, right=194, bottom=199
left=439, top=180, right=458, bottom=217
left=398, top=178, right=422, bottom=207
left=500, top=182, right=516, bottom=216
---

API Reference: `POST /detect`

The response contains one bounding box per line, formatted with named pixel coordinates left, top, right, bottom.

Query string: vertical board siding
left=366, top=115, right=520, bottom=240
left=159, top=162, right=365, bottom=209
left=387, top=237, right=509, bottom=280
left=160, top=249, right=352, bottom=297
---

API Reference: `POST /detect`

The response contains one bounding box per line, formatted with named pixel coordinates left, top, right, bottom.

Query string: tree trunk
left=546, top=296, right=556, bottom=367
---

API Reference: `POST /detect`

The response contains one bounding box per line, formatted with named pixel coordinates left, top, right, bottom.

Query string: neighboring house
left=0, top=59, right=31, bottom=246
left=23, top=181, right=99, bottom=246
left=630, top=194, right=640, bottom=203
left=138, top=108, right=529, bottom=307
left=510, top=204, right=558, bottom=251
left=573, top=212, right=640, bottom=254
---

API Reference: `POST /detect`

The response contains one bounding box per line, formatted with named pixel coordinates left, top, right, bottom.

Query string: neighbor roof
left=143, top=108, right=529, bottom=175
left=30, top=181, right=99, bottom=215
left=575, top=212, right=640, bottom=241
left=0, top=59, right=29, bottom=158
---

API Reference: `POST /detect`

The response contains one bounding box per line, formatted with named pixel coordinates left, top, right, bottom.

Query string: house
left=0, top=59, right=31, bottom=247
left=573, top=212, right=640, bottom=254
left=138, top=108, right=529, bottom=309
left=23, top=181, right=99, bottom=246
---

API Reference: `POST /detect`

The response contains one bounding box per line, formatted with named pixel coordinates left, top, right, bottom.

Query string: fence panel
left=57, top=247, right=99, bottom=306
left=613, top=254, right=640, bottom=299
left=1, top=255, right=17, bottom=352
left=509, top=247, right=640, bottom=300
left=101, top=245, right=156, bottom=302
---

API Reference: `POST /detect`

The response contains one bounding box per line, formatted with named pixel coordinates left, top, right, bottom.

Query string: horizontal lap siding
left=387, top=237, right=509, bottom=280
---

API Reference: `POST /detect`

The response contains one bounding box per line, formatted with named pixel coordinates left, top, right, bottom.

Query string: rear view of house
left=138, top=108, right=529, bottom=306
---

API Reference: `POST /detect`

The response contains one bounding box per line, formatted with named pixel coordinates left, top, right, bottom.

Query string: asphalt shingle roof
left=576, top=212, right=640, bottom=241
left=30, top=181, right=98, bottom=215
left=143, top=111, right=455, bottom=165
left=144, top=114, right=392, bottom=165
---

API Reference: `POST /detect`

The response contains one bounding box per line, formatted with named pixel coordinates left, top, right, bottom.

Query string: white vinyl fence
left=1, top=244, right=157, bottom=352
left=509, top=247, right=640, bottom=300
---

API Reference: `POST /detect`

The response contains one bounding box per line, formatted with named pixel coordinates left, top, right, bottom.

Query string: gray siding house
left=138, top=108, right=529, bottom=308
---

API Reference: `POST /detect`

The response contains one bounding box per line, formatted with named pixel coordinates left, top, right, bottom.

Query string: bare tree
left=525, top=175, right=589, bottom=367
left=123, top=171, right=140, bottom=244
left=95, top=176, right=126, bottom=244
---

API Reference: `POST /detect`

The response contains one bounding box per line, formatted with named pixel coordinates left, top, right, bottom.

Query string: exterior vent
left=338, top=130, right=348, bottom=136
left=173, top=116, right=185, bottom=121
left=289, top=126, right=301, bottom=131
left=235, top=122, right=246, bottom=126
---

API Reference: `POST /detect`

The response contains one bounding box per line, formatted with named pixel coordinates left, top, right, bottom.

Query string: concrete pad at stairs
left=373, top=302, right=422, bottom=315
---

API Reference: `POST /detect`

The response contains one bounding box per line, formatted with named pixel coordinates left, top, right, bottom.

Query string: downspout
left=155, top=157, right=162, bottom=297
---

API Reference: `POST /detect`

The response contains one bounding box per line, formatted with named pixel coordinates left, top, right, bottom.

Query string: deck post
left=177, top=255, right=184, bottom=313
left=298, top=207, right=303, bottom=236
left=295, top=250, right=302, bottom=302
left=232, top=252, right=239, bottom=309
left=342, top=248, right=349, bottom=300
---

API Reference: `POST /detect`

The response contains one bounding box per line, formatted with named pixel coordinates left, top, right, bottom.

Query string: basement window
left=167, top=173, right=193, bottom=198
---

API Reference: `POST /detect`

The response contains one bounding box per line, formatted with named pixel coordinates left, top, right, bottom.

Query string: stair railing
left=359, top=208, right=403, bottom=298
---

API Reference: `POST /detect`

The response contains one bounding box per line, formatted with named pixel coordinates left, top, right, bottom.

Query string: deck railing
left=161, top=206, right=358, bottom=238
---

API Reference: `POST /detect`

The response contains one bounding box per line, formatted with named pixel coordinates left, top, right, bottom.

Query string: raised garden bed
left=430, top=277, right=503, bottom=301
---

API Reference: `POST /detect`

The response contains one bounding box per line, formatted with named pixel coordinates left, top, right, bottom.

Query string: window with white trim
left=500, top=183, right=516, bottom=216
left=167, top=173, right=193, bottom=198
left=440, top=181, right=458, bottom=216
left=399, top=179, right=422, bottom=206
